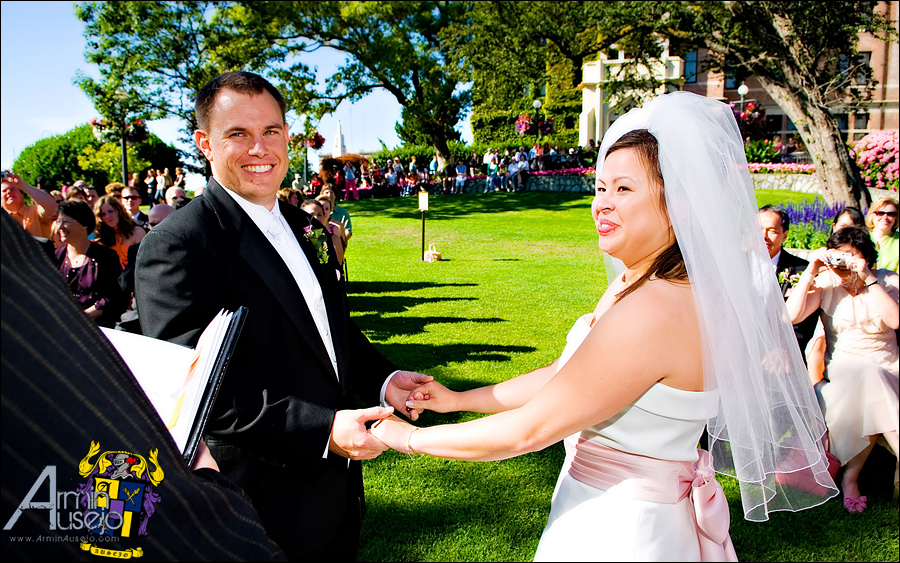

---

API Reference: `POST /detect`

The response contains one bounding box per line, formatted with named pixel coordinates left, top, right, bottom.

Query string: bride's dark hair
left=606, top=129, right=687, bottom=303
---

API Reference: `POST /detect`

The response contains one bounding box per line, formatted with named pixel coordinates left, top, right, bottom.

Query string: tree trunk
left=756, top=77, right=868, bottom=207
left=431, top=130, right=452, bottom=170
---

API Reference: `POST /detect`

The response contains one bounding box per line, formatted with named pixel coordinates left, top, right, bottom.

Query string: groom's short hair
left=758, top=205, right=790, bottom=232
left=195, top=71, right=287, bottom=131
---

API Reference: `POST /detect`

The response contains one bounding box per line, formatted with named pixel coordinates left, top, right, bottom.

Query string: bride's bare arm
left=407, top=361, right=559, bottom=414
left=375, top=282, right=701, bottom=461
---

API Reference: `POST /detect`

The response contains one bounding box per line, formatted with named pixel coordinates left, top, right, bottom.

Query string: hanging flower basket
left=90, top=117, right=148, bottom=145
left=306, top=132, right=325, bottom=150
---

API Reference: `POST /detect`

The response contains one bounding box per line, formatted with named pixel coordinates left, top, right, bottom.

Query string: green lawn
left=337, top=190, right=898, bottom=562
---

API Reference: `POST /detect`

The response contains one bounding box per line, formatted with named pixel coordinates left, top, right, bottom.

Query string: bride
left=372, top=92, right=837, bottom=561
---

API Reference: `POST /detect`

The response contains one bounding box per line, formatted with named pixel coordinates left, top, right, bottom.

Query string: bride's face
left=592, top=148, right=672, bottom=265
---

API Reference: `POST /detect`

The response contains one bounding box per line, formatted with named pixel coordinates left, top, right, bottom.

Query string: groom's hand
left=329, top=406, right=393, bottom=460
left=385, top=371, right=434, bottom=421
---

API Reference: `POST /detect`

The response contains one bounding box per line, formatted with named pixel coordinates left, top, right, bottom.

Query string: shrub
left=849, top=130, right=898, bottom=191
left=745, top=139, right=781, bottom=164
left=781, top=198, right=852, bottom=250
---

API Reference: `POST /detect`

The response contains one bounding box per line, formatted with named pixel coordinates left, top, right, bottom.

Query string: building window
left=684, top=51, right=698, bottom=83
left=839, top=52, right=872, bottom=84
left=855, top=113, right=869, bottom=130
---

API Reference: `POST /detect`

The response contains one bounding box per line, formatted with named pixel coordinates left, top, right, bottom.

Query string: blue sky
left=0, top=1, right=473, bottom=184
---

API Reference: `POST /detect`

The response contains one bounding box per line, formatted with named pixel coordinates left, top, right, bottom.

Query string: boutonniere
left=303, top=224, right=330, bottom=265
left=777, top=269, right=801, bottom=287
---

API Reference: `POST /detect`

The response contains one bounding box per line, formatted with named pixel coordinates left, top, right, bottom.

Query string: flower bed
left=849, top=130, right=898, bottom=191
left=748, top=162, right=816, bottom=174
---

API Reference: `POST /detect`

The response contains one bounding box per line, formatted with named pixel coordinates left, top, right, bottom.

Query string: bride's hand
left=370, top=415, right=415, bottom=452
left=405, top=380, right=459, bottom=414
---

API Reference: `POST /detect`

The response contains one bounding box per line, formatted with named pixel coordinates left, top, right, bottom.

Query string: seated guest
left=454, top=160, right=467, bottom=194
left=301, top=199, right=345, bottom=265
left=1, top=171, right=58, bottom=239
left=95, top=194, right=146, bottom=267
left=165, top=186, right=187, bottom=207
left=513, top=153, right=530, bottom=192
left=806, top=206, right=871, bottom=384
left=277, top=188, right=300, bottom=206
left=758, top=205, right=819, bottom=356
left=866, top=195, right=899, bottom=273
left=121, top=185, right=149, bottom=227
left=54, top=200, right=127, bottom=328
left=785, top=226, right=899, bottom=513
left=65, top=186, right=89, bottom=202
left=116, top=204, right=176, bottom=333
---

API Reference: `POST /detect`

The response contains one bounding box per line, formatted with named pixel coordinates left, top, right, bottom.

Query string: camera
left=826, top=251, right=853, bottom=268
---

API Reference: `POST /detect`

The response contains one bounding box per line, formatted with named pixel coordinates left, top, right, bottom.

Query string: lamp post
left=532, top=99, right=543, bottom=140
left=737, top=82, right=749, bottom=113
left=114, top=89, right=129, bottom=186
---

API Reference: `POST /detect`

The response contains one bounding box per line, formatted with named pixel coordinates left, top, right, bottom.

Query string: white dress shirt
left=220, top=184, right=400, bottom=459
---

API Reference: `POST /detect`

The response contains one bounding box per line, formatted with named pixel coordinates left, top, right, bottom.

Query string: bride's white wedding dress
left=534, top=314, right=728, bottom=562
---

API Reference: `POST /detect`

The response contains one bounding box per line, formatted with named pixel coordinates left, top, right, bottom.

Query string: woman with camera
left=785, top=226, right=899, bottom=513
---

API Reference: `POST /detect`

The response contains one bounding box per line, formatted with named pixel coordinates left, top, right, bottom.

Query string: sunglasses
left=874, top=210, right=897, bottom=218
left=122, top=195, right=141, bottom=201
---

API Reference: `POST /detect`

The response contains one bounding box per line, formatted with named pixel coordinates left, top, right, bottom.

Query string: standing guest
left=165, top=186, right=188, bottom=207
left=156, top=168, right=169, bottom=201
left=507, top=157, right=519, bottom=192
left=50, top=190, right=64, bottom=205
left=172, top=167, right=186, bottom=188
left=866, top=195, right=899, bottom=273
left=408, top=155, right=418, bottom=175
left=292, top=173, right=303, bottom=192
left=128, top=171, right=141, bottom=188
left=487, top=155, right=499, bottom=193
left=302, top=199, right=345, bottom=265
left=392, top=156, right=404, bottom=177
left=54, top=199, right=126, bottom=327
left=121, top=185, right=149, bottom=228
left=343, top=161, right=359, bottom=201
left=758, top=205, right=820, bottom=357
left=429, top=155, right=440, bottom=178
left=95, top=194, right=146, bottom=267
left=134, top=71, right=432, bottom=561
left=321, top=185, right=352, bottom=242
left=1, top=171, right=58, bottom=239
left=144, top=169, right=158, bottom=204
left=385, top=167, right=398, bottom=196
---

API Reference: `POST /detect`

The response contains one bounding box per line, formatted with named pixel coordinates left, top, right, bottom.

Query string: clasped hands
left=328, top=371, right=448, bottom=460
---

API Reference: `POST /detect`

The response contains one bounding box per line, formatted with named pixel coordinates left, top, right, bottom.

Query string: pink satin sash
left=568, top=437, right=738, bottom=562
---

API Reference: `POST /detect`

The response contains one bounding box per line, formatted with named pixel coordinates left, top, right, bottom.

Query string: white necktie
left=265, top=215, right=338, bottom=378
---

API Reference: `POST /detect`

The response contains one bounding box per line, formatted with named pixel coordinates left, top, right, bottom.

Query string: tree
left=12, top=124, right=180, bottom=189
left=75, top=1, right=317, bottom=176
left=237, top=1, right=473, bottom=168
left=681, top=1, right=896, bottom=207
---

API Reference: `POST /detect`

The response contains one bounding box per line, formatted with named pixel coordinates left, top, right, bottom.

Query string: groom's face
left=195, top=88, right=289, bottom=210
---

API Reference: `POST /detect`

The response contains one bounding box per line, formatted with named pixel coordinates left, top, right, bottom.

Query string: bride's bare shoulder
left=599, top=279, right=698, bottom=338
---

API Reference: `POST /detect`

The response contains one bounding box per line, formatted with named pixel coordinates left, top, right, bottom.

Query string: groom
left=135, top=71, right=430, bottom=560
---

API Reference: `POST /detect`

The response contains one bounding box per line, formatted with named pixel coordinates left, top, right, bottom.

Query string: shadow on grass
left=377, top=342, right=537, bottom=372
left=348, top=280, right=477, bottom=295
left=347, top=191, right=593, bottom=221
left=350, top=295, right=477, bottom=316
left=355, top=314, right=506, bottom=340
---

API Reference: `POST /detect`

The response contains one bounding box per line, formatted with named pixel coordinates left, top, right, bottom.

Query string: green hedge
left=471, top=101, right=581, bottom=148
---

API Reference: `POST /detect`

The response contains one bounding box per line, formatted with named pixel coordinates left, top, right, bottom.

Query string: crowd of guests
left=759, top=196, right=899, bottom=512
left=291, top=143, right=598, bottom=202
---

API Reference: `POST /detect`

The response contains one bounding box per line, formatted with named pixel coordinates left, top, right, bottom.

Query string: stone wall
left=749, top=173, right=823, bottom=194
left=461, top=175, right=594, bottom=193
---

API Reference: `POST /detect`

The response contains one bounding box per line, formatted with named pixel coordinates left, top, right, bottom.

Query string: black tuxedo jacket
left=134, top=210, right=149, bottom=229
left=135, top=178, right=397, bottom=557
left=776, top=249, right=820, bottom=356
left=1, top=212, right=283, bottom=561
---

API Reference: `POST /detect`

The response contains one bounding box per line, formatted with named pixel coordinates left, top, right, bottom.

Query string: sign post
left=418, top=190, right=429, bottom=261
